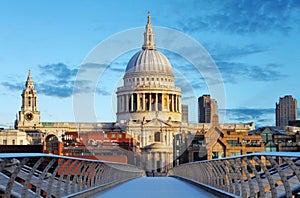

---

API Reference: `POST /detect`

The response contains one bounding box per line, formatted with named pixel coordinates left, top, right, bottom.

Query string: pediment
left=142, top=118, right=173, bottom=127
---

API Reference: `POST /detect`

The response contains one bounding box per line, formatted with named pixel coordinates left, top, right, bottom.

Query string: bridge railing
left=0, top=153, right=145, bottom=198
left=168, top=152, right=300, bottom=198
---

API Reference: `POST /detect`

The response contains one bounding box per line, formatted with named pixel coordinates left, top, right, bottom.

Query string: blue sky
left=0, top=0, right=299, bottom=128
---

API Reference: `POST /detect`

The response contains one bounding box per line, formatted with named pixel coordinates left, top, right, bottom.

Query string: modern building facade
left=198, top=94, right=218, bottom=123
left=276, top=95, right=298, bottom=127
left=181, top=105, right=188, bottom=122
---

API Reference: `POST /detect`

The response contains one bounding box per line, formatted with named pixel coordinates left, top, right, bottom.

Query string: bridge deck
left=91, top=177, right=218, bottom=198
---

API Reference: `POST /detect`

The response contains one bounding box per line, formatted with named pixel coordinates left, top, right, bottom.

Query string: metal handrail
left=168, top=152, right=300, bottom=198
left=0, top=153, right=145, bottom=198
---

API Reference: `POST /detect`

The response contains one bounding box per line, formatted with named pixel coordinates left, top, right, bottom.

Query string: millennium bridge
left=0, top=152, right=299, bottom=198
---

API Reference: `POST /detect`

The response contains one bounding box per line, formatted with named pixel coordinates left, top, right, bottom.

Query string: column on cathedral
left=152, top=152, right=156, bottom=172
left=137, top=93, right=140, bottom=111
left=125, top=94, right=129, bottom=112
left=171, top=94, right=174, bottom=112
left=149, top=93, right=152, bottom=111
left=142, top=93, right=145, bottom=111
left=131, top=94, right=134, bottom=112
left=155, top=93, right=158, bottom=111
left=167, top=94, right=170, bottom=111
left=175, top=95, right=178, bottom=112
left=178, top=96, right=181, bottom=113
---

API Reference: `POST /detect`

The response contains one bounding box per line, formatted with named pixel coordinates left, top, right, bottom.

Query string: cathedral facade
left=15, top=13, right=255, bottom=173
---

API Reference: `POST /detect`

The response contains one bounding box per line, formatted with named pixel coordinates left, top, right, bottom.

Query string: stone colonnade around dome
left=117, top=92, right=182, bottom=113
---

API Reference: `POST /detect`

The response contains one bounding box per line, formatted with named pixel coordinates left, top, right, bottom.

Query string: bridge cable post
left=254, top=156, right=277, bottom=198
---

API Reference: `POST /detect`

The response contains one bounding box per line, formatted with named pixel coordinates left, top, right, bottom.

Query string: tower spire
left=142, top=11, right=156, bottom=50
left=26, top=69, right=34, bottom=88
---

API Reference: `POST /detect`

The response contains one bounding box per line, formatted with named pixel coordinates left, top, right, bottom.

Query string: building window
left=12, top=140, right=15, bottom=145
left=229, top=152, right=240, bottom=157
left=227, top=140, right=239, bottom=146
left=20, top=140, right=23, bottom=145
left=154, top=132, right=161, bottom=142
left=212, top=152, right=224, bottom=159
left=118, top=133, right=122, bottom=138
left=104, top=134, right=108, bottom=139
left=3, top=140, right=7, bottom=145
left=111, top=134, right=116, bottom=139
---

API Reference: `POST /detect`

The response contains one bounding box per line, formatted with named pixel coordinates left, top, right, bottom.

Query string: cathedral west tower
left=17, top=70, right=41, bottom=129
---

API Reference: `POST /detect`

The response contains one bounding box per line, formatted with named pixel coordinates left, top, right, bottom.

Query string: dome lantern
left=142, top=11, right=156, bottom=50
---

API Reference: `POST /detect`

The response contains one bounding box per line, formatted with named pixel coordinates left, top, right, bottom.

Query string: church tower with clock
left=17, top=70, right=41, bottom=129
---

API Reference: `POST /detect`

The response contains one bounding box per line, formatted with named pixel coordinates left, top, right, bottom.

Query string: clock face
left=25, top=112, right=34, bottom=121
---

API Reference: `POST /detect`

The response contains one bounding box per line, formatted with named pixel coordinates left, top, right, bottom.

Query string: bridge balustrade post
left=70, top=162, right=84, bottom=194
left=221, top=161, right=234, bottom=194
left=199, top=163, right=211, bottom=185
left=56, top=159, right=73, bottom=197
left=243, top=157, right=265, bottom=198
left=207, top=161, right=219, bottom=188
left=5, top=157, right=29, bottom=198
left=232, top=158, right=247, bottom=198
left=202, top=162, right=213, bottom=186
left=192, top=164, right=203, bottom=182
left=254, top=156, right=277, bottom=198
left=21, top=157, right=45, bottom=198
left=237, top=157, right=255, bottom=198
left=215, top=160, right=228, bottom=191
left=195, top=163, right=203, bottom=182
left=46, top=158, right=67, bottom=198
left=77, top=162, right=90, bottom=192
left=36, top=158, right=57, bottom=197
left=267, top=156, right=292, bottom=198
left=283, top=157, right=300, bottom=184
left=64, top=160, right=80, bottom=195
left=225, top=159, right=240, bottom=195
left=83, top=162, right=96, bottom=189
left=104, top=165, right=112, bottom=184
left=214, top=161, right=228, bottom=191
left=91, top=163, right=102, bottom=187
left=95, top=163, right=105, bottom=185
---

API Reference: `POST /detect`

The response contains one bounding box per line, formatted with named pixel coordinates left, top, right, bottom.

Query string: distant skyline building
left=198, top=94, right=218, bottom=123
left=276, top=95, right=298, bottom=127
left=181, top=105, right=188, bottom=122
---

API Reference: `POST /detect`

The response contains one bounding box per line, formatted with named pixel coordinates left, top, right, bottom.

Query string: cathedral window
left=154, top=132, right=161, bottom=142
left=28, top=97, right=31, bottom=106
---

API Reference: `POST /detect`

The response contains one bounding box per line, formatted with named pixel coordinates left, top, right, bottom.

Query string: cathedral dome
left=125, top=49, right=173, bottom=77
